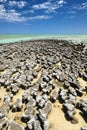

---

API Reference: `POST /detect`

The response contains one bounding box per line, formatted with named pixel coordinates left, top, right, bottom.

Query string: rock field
left=0, top=39, right=87, bottom=130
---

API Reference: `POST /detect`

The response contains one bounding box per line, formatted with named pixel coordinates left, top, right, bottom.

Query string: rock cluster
left=77, top=99, right=87, bottom=113
left=0, top=39, right=87, bottom=130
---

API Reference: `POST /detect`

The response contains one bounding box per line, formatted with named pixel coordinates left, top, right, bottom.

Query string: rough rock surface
left=0, top=39, right=87, bottom=130
left=7, top=120, right=24, bottom=130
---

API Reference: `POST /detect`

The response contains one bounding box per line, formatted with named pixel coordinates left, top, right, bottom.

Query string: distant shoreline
left=0, top=34, right=87, bottom=44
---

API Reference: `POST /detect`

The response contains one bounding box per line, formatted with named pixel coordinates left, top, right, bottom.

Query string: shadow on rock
left=80, top=112, right=87, bottom=123
left=62, top=106, right=71, bottom=121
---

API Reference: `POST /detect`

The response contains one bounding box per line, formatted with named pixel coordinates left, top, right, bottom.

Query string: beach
left=0, top=39, right=87, bottom=130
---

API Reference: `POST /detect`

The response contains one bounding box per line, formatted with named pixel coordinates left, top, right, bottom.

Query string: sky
left=0, top=0, right=87, bottom=34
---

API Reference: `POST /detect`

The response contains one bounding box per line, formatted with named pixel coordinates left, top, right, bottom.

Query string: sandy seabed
left=0, top=39, right=87, bottom=130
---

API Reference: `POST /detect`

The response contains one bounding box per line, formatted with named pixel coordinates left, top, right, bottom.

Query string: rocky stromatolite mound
left=0, top=39, right=87, bottom=130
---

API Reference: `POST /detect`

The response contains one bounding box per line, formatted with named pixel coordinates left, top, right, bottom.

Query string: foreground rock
left=0, top=39, right=87, bottom=130
left=0, top=117, right=8, bottom=129
left=81, top=127, right=87, bottom=130
left=7, top=120, right=24, bottom=130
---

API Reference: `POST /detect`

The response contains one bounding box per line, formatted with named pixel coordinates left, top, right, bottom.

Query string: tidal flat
left=0, top=39, right=87, bottom=130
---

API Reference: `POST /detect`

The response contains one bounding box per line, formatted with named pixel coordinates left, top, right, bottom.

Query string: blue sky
left=0, top=0, right=87, bottom=34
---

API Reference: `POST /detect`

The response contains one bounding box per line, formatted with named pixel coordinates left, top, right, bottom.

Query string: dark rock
left=68, top=87, right=77, bottom=97
left=33, top=120, right=42, bottom=130
left=50, top=90, right=58, bottom=102
left=71, top=116, right=79, bottom=124
left=64, top=102, right=75, bottom=119
left=32, top=71, right=38, bottom=78
left=42, top=94, right=48, bottom=102
left=83, top=107, right=87, bottom=113
left=64, top=80, right=70, bottom=88
left=4, top=94, right=11, bottom=103
left=59, top=88, right=67, bottom=102
left=32, top=84, right=39, bottom=92
left=36, top=95, right=42, bottom=104
left=43, top=120, right=50, bottom=130
left=1, top=39, right=87, bottom=129
left=0, top=104, right=10, bottom=117
left=43, top=76, right=50, bottom=83
left=48, top=81, right=55, bottom=89
left=64, top=103, right=75, bottom=111
left=65, top=98, right=76, bottom=106
left=11, top=84, right=19, bottom=94
left=68, top=94, right=76, bottom=101
left=28, top=87, right=36, bottom=96
left=5, top=80, right=11, bottom=86
left=39, top=101, right=52, bottom=121
left=12, top=98, right=23, bottom=112
left=42, top=87, right=51, bottom=95
left=33, top=91, right=40, bottom=98
left=39, top=82, right=47, bottom=90
left=27, top=116, right=36, bottom=130
left=7, top=120, right=24, bottom=130
left=22, top=105, right=34, bottom=121
left=67, top=110, right=75, bottom=119
left=26, top=97, right=36, bottom=107
left=22, top=88, right=35, bottom=103
left=81, top=127, right=87, bottom=130
left=52, top=72, right=59, bottom=80
left=38, top=99, right=46, bottom=108
left=76, top=87, right=83, bottom=96
left=27, top=75, right=34, bottom=82
left=83, top=74, right=87, bottom=81
left=0, top=78, right=6, bottom=85
left=0, top=113, right=5, bottom=119
left=77, top=99, right=87, bottom=113
left=69, top=81, right=80, bottom=89
left=0, top=117, right=8, bottom=129
left=16, top=74, right=27, bottom=88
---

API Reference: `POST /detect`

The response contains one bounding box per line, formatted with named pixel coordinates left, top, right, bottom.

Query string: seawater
left=0, top=34, right=87, bottom=44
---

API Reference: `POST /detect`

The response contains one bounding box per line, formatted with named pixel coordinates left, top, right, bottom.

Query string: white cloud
left=8, top=0, right=27, bottom=8
left=32, top=0, right=66, bottom=13
left=28, top=15, right=52, bottom=20
left=0, top=4, right=26, bottom=22
left=32, top=1, right=51, bottom=10
left=0, top=4, right=6, bottom=18
left=68, top=10, right=76, bottom=14
left=6, top=11, right=26, bottom=22
left=0, top=4, right=52, bottom=22
left=73, top=2, right=87, bottom=10
left=58, top=0, right=65, bottom=4
left=0, top=0, right=7, bottom=2
left=22, top=10, right=35, bottom=15
left=0, top=1, right=55, bottom=22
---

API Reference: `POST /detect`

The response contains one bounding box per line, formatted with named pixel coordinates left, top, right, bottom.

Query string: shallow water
left=0, top=34, right=87, bottom=44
